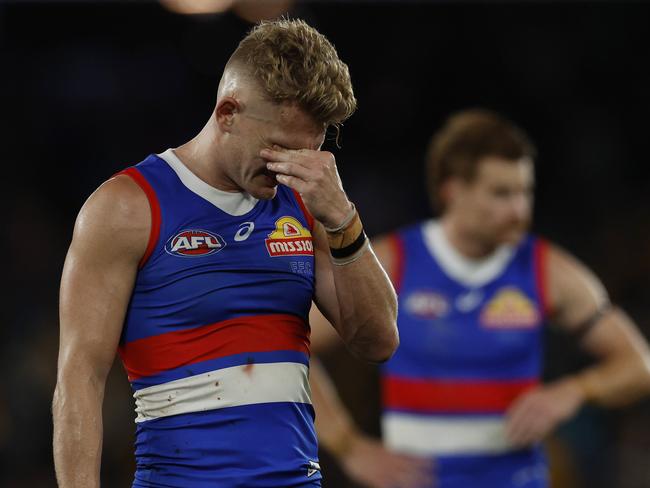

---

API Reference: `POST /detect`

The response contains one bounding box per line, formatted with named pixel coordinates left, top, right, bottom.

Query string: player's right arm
left=310, top=235, right=399, bottom=353
left=52, top=175, right=149, bottom=487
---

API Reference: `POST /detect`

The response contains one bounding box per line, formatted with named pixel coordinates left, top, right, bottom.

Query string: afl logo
left=404, top=291, right=449, bottom=320
left=165, top=229, right=226, bottom=257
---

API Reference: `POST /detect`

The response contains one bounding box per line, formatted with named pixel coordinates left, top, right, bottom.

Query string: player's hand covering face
left=261, top=145, right=353, bottom=229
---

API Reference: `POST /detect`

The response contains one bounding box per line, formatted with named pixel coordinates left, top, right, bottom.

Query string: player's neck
left=174, top=124, right=240, bottom=193
left=440, top=217, right=499, bottom=260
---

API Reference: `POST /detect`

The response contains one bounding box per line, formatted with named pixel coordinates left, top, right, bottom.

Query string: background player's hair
left=427, top=109, right=537, bottom=211
left=228, top=18, right=357, bottom=127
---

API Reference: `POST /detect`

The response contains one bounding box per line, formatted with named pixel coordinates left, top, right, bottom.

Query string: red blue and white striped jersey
left=382, top=220, right=550, bottom=488
left=117, top=149, right=321, bottom=487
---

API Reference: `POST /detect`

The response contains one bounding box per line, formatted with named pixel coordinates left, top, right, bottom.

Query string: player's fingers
left=386, top=467, right=434, bottom=488
left=506, top=402, right=538, bottom=445
left=275, top=174, right=307, bottom=193
left=266, top=162, right=312, bottom=181
left=516, top=416, right=547, bottom=445
left=385, top=457, right=434, bottom=488
left=508, top=406, right=546, bottom=446
left=260, top=147, right=315, bottom=167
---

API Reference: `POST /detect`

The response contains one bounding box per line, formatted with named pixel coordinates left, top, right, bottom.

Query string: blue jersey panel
left=385, top=222, right=545, bottom=383
left=133, top=403, right=321, bottom=488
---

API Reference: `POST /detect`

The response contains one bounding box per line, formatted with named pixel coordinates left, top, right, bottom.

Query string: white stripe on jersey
left=382, top=412, right=516, bottom=455
left=134, top=362, right=311, bottom=423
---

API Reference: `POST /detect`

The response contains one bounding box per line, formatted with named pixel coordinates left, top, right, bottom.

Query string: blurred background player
left=309, top=109, right=650, bottom=488
left=52, top=19, right=399, bottom=488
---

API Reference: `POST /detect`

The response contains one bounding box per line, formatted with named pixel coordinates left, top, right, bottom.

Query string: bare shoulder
left=72, top=174, right=150, bottom=263
left=545, top=241, right=608, bottom=329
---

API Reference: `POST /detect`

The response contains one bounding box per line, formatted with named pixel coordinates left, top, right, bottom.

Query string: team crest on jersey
left=480, top=287, right=540, bottom=328
left=265, top=216, right=313, bottom=257
left=404, top=291, right=449, bottom=320
left=165, top=229, right=226, bottom=257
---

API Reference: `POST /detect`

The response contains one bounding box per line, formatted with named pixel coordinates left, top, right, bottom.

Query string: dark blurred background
left=1, top=0, right=649, bottom=486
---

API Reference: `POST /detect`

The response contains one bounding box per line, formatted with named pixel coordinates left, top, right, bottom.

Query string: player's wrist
left=550, top=375, right=590, bottom=416
left=322, top=200, right=355, bottom=231
left=325, top=203, right=369, bottom=266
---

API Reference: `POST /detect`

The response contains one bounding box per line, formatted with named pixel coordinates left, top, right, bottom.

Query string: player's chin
left=501, top=226, right=527, bottom=245
left=249, top=175, right=278, bottom=200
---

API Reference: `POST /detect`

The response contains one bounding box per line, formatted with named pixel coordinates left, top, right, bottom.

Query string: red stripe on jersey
left=533, top=238, right=551, bottom=318
left=383, top=375, right=538, bottom=414
left=119, top=314, right=310, bottom=381
left=388, top=234, right=406, bottom=293
left=291, top=190, right=314, bottom=231
left=117, top=167, right=162, bottom=269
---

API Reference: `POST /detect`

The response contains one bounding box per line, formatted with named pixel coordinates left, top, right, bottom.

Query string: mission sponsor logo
left=480, top=287, right=540, bottom=328
left=165, top=229, right=226, bottom=257
left=265, top=216, right=313, bottom=257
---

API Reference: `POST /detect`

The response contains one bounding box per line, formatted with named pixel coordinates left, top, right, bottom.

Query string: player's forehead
left=248, top=99, right=325, bottom=150
left=474, top=156, right=534, bottom=185
left=273, top=103, right=325, bottom=150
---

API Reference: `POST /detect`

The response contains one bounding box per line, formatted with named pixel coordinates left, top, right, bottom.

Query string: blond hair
left=228, top=18, right=357, bottom=127
left=427, top=109, right=537, bottom=211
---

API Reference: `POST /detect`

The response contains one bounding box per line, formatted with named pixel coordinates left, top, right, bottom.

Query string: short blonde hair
left=229, top=18, right=357, bottom=127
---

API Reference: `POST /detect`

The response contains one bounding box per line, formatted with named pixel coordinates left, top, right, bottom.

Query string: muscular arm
left=506, top=242, right=650, bottom=445
left=310, top=236, right=398, bottom=355
left=52, top=175, right=149, bottom=487
left=547, top=244, right=650, bottom=406
left=311, top=225, right=398, bottom=362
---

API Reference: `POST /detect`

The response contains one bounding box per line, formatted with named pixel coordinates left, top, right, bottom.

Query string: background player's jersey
left=118, top=150, right=321, bottom=488
left=381, top=220, right=550, bottom=488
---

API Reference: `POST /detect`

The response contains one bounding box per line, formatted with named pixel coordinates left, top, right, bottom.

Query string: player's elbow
left=373, top=325, right=400, bottom=363
left=349, top=320, right=399, bottom=364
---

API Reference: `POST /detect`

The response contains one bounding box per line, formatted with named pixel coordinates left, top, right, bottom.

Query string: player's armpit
left=53, top=175, right=150, bottom=488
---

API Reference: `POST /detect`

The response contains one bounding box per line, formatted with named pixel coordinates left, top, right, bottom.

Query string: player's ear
left=214, top=97, right=239, bottom=133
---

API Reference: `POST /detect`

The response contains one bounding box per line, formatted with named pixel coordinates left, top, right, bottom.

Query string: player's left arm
left=506, top=242, right=650, bottom=446
left=262, top=146, right=398, bottom=363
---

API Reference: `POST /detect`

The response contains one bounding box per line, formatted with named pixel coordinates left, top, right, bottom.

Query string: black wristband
left=330, top=229, right=367, bottom=259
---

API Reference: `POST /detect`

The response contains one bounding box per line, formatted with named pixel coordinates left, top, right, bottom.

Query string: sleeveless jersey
left=381, top=220, right=550, bottom=488
left=117, top=149, right=321, bottom=487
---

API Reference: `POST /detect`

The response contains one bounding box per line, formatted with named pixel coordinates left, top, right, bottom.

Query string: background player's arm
left=310, top=238, right=433, bottom=488
left=52, top=176, right=149, bottom=487
left=310, top=357, right=433, bottom=488
left=506, top=243, right=650, bottom=446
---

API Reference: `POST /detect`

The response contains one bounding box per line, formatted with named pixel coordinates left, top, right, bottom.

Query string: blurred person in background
left=52, top=18, right=400, bottom=488
left=309, top=109, right=650, bottom=488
